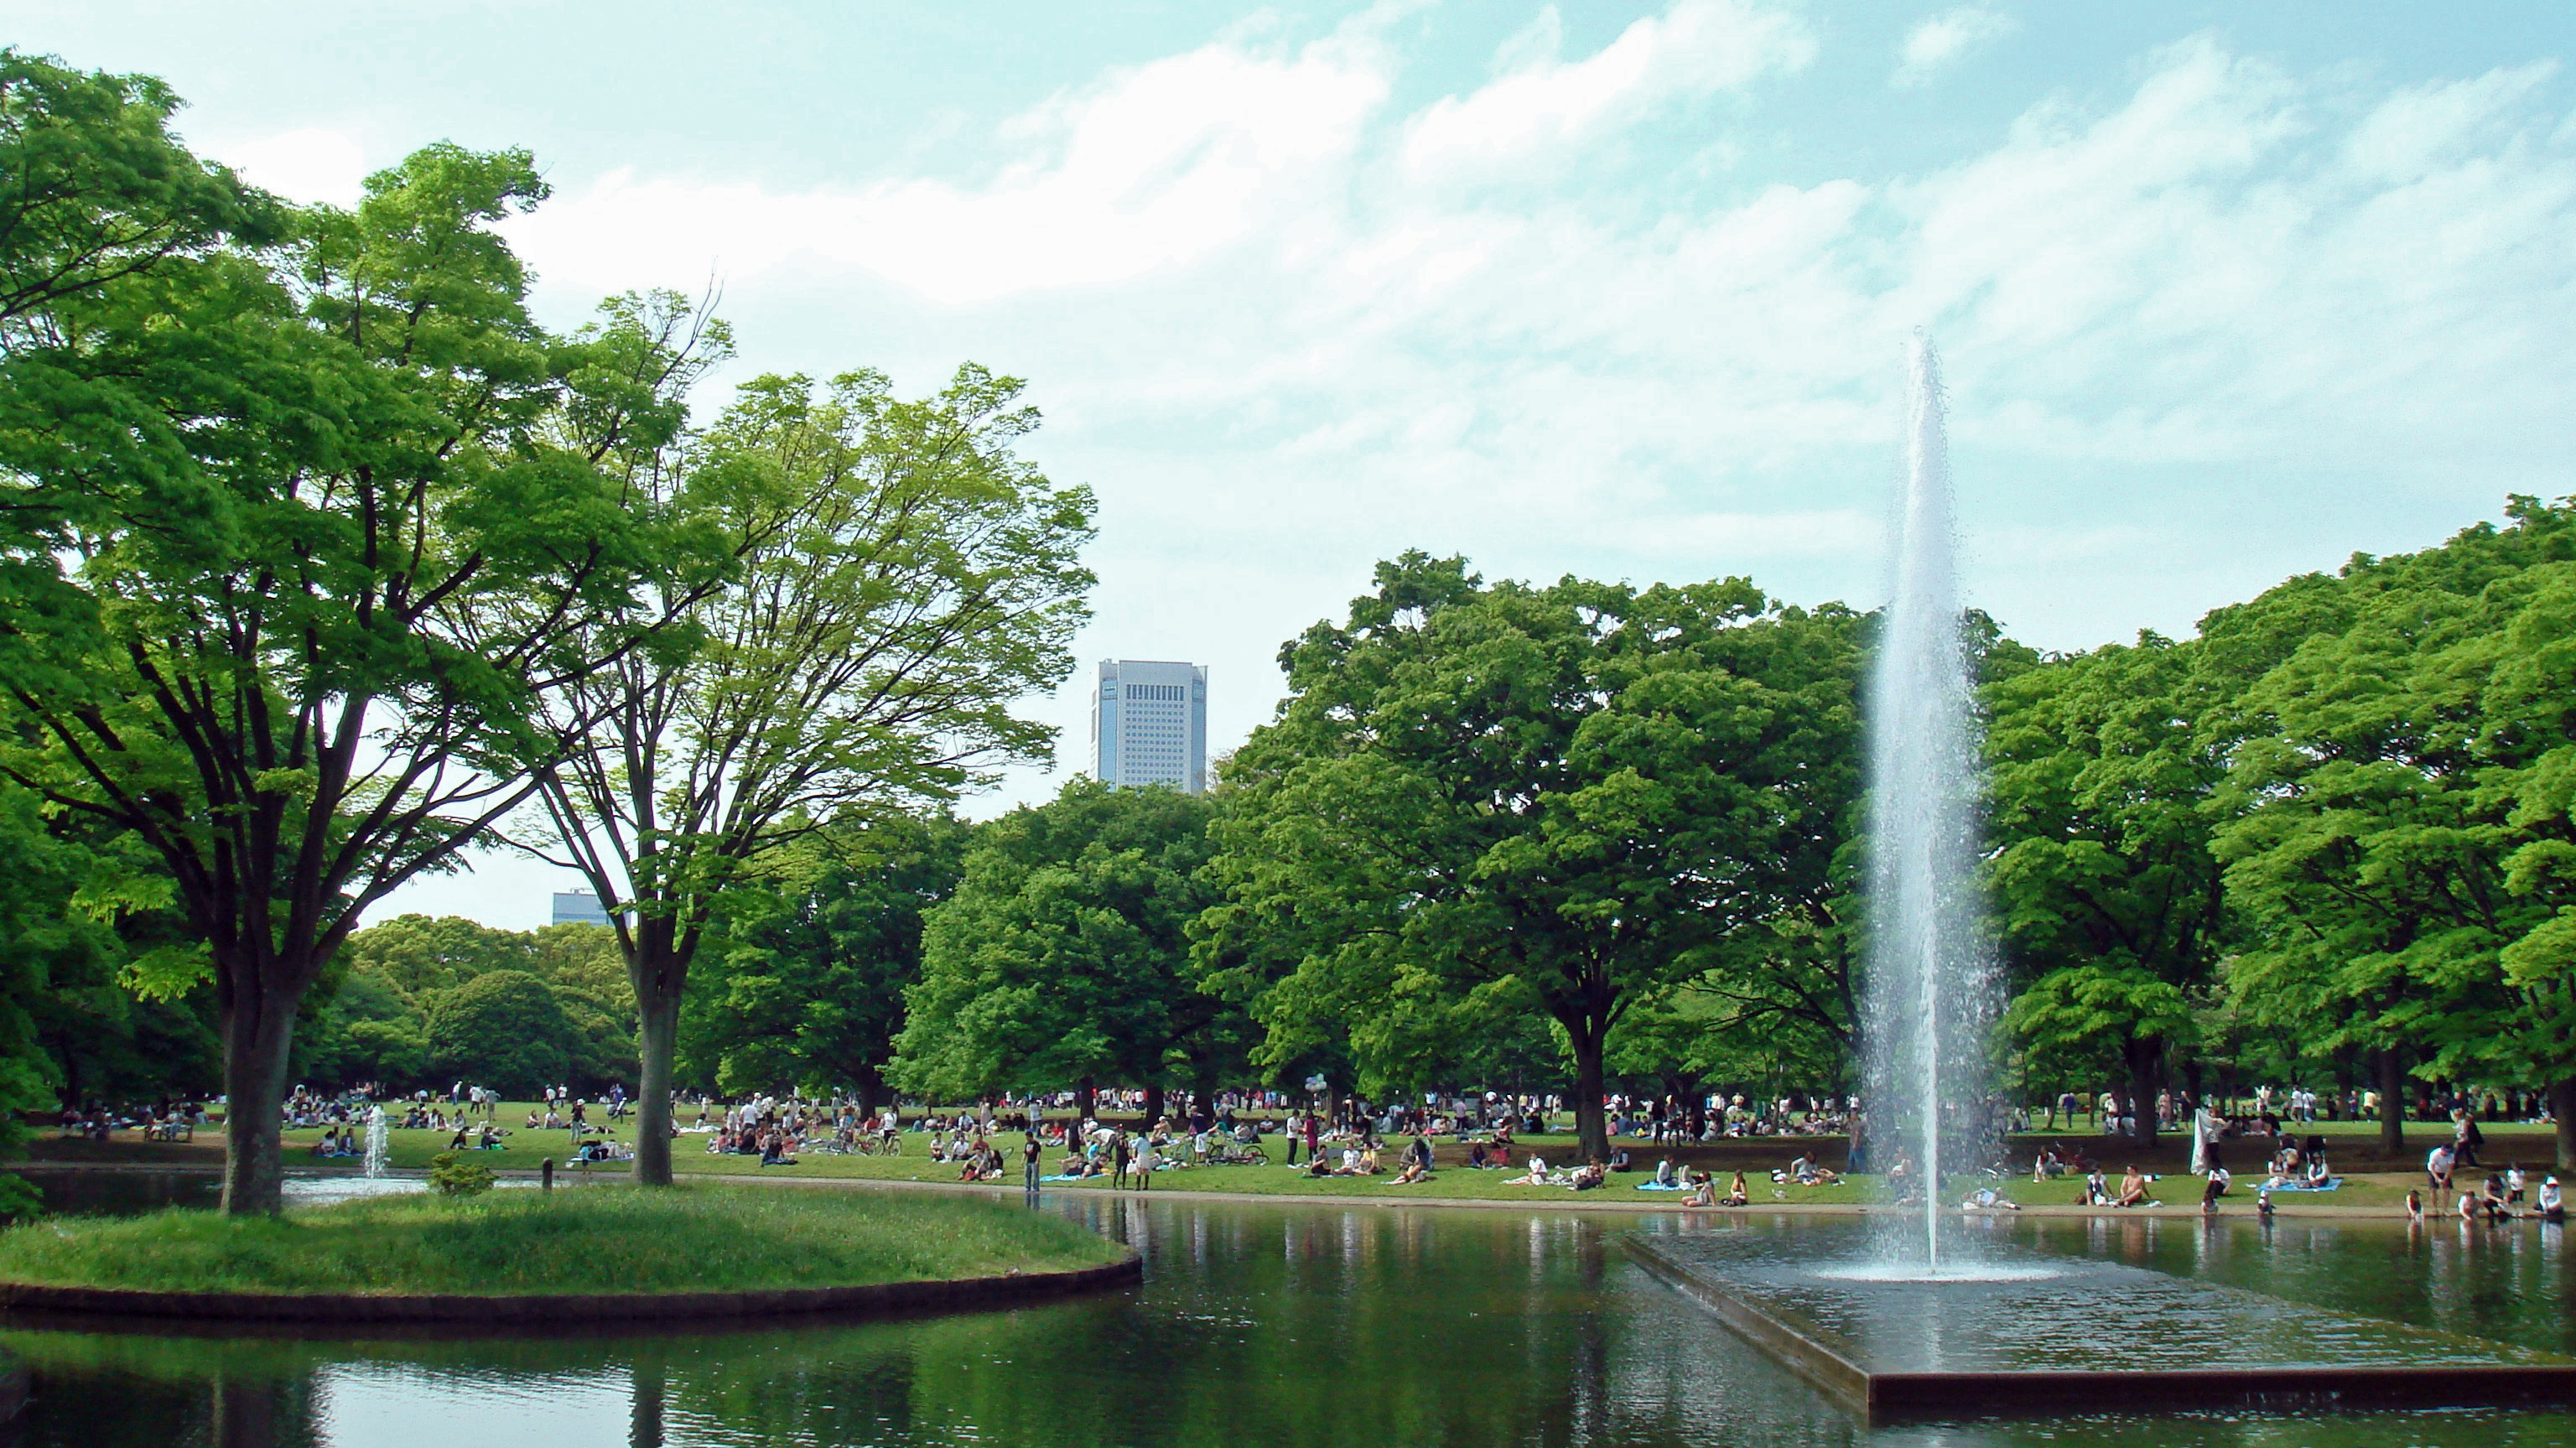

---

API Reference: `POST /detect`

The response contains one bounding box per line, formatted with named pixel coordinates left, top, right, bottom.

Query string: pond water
left=3, top=1172, right=2573, bottom=1448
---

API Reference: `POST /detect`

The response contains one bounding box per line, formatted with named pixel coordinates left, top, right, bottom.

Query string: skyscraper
left=551, top=891, right=610, bottom=926
left=1092, top=659, right=1208, bottom=793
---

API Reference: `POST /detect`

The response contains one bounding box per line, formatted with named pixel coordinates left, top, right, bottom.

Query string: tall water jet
left=1861, top=335, right=1994, bottom=1274
left=363, top=1106, right=390, bottom=1180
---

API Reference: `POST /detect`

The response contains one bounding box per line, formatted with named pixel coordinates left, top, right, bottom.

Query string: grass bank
left=0, top=1182, right=1124, bottom=1296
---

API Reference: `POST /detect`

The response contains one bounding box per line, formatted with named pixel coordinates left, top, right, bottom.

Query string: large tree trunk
left=2551, top=1077, right=2575, bottom=1172
left=2376, top=1046, right=2408, bottom=1158
left=2122, top=1035, right=2163, bottom=1148
left=1568, top=1017, right=1611, bottom=1164
left=1076, top=1077, right=1096, bottom=1126
left=631, top=990, right=680, bottom=1187
left=1141, top=1083, right=1165, bottom=1127
left=219, top=978, right=301, bottom=1216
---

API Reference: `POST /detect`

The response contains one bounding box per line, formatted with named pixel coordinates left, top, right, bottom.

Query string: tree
left=422, top=970, right=574, bottom=1099
left=892, top=781, right=1233, bottom=1123
left=1987, top=636, right=2229, bottom=1144
left=530, top=366, right=1095, bottom=1186
left=1200, top=554, right=1862, bottom=1162
left=0, top=138, right=723, bottom=1212
left=2215, top=500, right=2576, bottom=1165
left=683, top=810, right=968, bottom=1108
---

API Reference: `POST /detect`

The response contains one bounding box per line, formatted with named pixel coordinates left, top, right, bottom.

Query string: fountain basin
left=1628, top=1227, right=2576, bottom=1424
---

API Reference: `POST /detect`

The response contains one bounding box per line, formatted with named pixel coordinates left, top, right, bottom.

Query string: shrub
left=427, top=1151, right=495, bottom=1196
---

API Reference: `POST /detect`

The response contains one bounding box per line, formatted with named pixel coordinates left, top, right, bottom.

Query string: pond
left=3, top=1171, right=2572, bottom=1447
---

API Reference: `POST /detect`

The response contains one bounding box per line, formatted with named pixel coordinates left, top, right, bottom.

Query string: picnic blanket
left=2258, top=1176, right=2341, bottom=1191
left=1633, top=1181, right=1689, bottom=1191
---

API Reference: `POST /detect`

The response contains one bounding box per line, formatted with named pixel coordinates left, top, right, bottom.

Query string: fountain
left=362, top=1106, right=389, bottom=1180
left=1858, top=331, right=1997, bottom=1275
left=1620, top=336, right=2576, bottom=1422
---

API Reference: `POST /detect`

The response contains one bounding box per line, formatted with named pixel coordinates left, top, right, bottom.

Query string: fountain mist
left=1862, top=335, right=1995, bottom=1274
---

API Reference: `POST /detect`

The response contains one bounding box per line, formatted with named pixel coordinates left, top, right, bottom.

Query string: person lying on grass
left=1391, top=1157, right=1433, bottom=1186
left=1962, top=1186, right=2020, bottom=1212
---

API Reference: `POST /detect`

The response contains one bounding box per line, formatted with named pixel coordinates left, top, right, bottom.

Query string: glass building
left=551, top=890, right=610, bottom=926
left=1092, top=659, right=1208, bottom=793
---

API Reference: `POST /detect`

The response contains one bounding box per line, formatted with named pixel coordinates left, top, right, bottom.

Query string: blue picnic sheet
left=2258, top=1176, right=2341, bottom=1191
left=1633, top=1181, right=1689, bottom=1191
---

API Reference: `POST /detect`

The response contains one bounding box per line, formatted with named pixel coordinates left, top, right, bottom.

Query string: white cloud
left=507, top=23, right=1392, bottom=305
left=216, top=127, right=371, bottom=206
left=1403, top=0, right=1814, bottom=177
left=1894, top=7, right=2016, bottom=88
left=388, top=13, right=2576, bottom=828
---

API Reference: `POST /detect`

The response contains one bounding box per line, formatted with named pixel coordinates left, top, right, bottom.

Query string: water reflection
left=0, top=1181, right=2570, bottom=1447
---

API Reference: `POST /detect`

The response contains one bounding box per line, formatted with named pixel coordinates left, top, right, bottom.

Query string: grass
left=70, top=1103, right=2543, bottom=1216
left=0, top=1181, right=1124, bottom=1296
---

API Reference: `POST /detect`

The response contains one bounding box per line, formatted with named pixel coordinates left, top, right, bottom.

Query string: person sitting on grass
left=1568, top=1160, right=1607, bottom=1191
left=1302, top=1151, right=1336, bottom=1180
left=1683, top=1170, right=1716, bottom=1208
left=1392, top=1155, right=1432, bottom=1186
left=2114, top=1166, right=2152, bottom=1208
left=1963, top=1186, right=2019, bottom=1212
left=1505, top=1155, right=1550, bottom=1186
left=1654, top=1157, right=1679, bottom=1189
left=1721, top=1171, right=1750, bottom=1207
left=759, top=1134, right=797, bottom=1167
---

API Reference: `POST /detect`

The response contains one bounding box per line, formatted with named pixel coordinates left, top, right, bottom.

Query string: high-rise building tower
left=1092, top=659, right=1208, bottom=793
left=551, top=890, right=610, bottom=926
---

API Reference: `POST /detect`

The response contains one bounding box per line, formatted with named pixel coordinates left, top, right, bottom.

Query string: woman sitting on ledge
left=1682, top=1170, right=1716, bottom=1208
left=1720, top=1170, right=1750, bottom=1207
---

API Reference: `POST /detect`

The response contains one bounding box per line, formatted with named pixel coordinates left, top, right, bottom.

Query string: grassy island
left=0, top=1184, right=1124, bottom=1298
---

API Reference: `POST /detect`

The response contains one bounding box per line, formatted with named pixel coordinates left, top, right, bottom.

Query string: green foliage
left=0, top=74, right=732, bottom=1211
left=1200, top=553, right=1870, bottom=1158
left=893, top=781, right=1231, bottom=1103
left=0, top=1185, right=1121, bottom=1295
left=685, top=811, right=969, bottom=1102
left=1984, top=634, right=2230, bottom=1130
left=420, top=971, right=576, bottom=1098
left=530, top=361, right=1097, bottom=1181
left=2215, top=500, right=2576, bottom=1150
left=424, top=1151, right=495, bottom=1197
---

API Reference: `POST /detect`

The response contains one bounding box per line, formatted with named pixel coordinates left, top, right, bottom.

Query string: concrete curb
left=0, top=1252, right=1140, bottom=1326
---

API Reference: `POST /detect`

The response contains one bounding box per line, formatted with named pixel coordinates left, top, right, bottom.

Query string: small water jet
left=1858, top=334, right=1997, bottom=1276
left=363, top=1107, right=389, bottom=1181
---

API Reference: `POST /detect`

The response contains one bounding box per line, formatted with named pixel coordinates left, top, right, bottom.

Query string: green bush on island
left=0, top=1184, right=1123, bottom=1297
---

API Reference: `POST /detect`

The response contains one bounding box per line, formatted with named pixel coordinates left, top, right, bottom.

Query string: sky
left=10, top=1, right=2576, bottom=927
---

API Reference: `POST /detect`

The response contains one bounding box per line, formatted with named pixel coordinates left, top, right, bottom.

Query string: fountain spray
left=1862, top=334, right=1992, bottom=1274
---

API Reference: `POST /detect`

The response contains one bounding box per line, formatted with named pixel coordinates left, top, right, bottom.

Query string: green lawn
left=0, top=1181, right=1124, bottom=1295
left=247, top=1108, right=2535, bottom=1215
